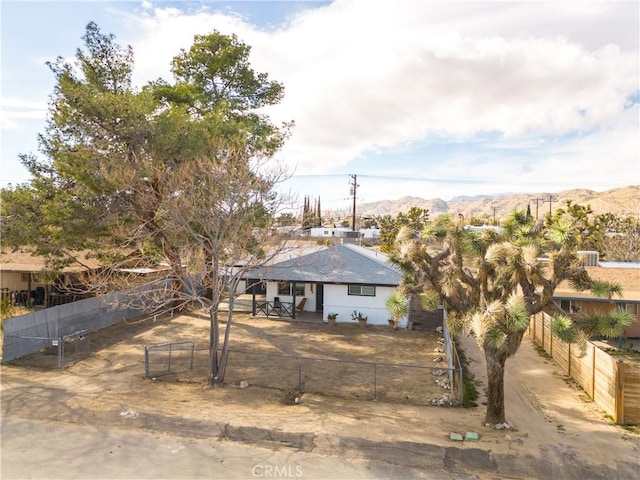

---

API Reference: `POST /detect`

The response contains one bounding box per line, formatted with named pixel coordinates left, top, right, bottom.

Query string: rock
left=432, top=368, right=445, bottom=376
left=494, top=422, right=512, bottom=430
left=435, top=378, right=450, bottom=389
left=434, top=347, right=444, bottom=353
left=505, top=434, right=524, bottom=444
left=436, top=326, right=444, bottom=334
left=432, top=395, right=453, bottom=407
left=433, top=356, right=444, bottom=362
left=239, top=380, right=249, bottom=388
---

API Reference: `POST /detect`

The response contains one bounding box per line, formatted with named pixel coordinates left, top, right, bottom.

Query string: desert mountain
left=358, top=185, right=639, bottom=221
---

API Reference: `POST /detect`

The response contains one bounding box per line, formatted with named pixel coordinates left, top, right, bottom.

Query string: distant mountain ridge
left=358, top=185, right=639, bottom=220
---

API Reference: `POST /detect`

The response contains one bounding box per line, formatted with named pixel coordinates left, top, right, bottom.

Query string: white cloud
left=0, top=98, right=48, bottom=131
left=106, top=0, right=637, bottom=203
left=3, top=0, right=636, bottom=200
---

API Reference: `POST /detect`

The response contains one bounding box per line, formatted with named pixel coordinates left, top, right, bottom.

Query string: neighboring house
left=245, top=243, right=406, bottom=326
left=0, top=249, right=101, bottom=307
left=359, top=228, right=380, bottom=240
left=307, top=227, right=351, bottom=238
left=553, top=261, right=640, bottom=339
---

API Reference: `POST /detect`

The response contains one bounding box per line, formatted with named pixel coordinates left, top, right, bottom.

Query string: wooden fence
left=529, top=312, right=640, bottom=425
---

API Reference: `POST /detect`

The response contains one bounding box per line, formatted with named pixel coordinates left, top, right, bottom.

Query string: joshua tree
left=385, top=287, right=409, bottom=329
left=391, top=212, right=595, bottom=425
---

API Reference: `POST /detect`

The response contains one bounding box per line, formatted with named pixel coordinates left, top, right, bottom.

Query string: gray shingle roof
left=246, top=244, right=402, bottom=286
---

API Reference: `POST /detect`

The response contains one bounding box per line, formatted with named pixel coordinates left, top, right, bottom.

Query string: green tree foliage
left=0, top=23, right=292, bottom=386
left=375, top=207, right=430, bottom=253
left=560, top=280, right=636, bottom=347
left=301, top=195, right=321, bottom=228
left=391, top=212, right=597, bottom=425
left=276, top=212, right=297, bottom=226
left=547, top=201, right=638, bottom=259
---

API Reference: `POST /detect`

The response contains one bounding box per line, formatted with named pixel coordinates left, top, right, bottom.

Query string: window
left=625, top=304, right=639, bottom=316
left=21, top=273, right=30, bottom=282
left=348, top=285, right=375, bottom=296
left=560, top=299, right=581, bottom=313
left=277, top=282, right=305, bottom=296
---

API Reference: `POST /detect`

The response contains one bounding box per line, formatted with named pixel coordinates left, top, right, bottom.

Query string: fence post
left=549, top=319, right=553, bottom=357
left=57, top=338, right=63, bottom=370
left=614, top=360, right=625, bottom=425
left=591, top=344, right=596, bottom=398
left=373, top=363, right=377, bottom=400
left=531, top=314, right=535, bottom=339
left=144, top=346, right=150, bottom=378
left=298, top=361, right=302, bottom=394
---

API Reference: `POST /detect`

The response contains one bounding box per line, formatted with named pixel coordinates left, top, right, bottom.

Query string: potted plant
left=327, top=312, right=338, bottom=327
left=351, top=310, right=368, bottom=328
left=386, top=288, right=409, bottom=330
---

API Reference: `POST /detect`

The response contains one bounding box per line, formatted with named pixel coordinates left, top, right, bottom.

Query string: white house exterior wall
left=359, top=228, right=380, bottom=239
left=265, top=282, right=316, bottom=312
left=322, top=284, right=408, bottom=327
left=308, top=227, right=351, bottom=238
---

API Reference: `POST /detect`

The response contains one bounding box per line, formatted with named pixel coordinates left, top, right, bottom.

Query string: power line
left=289, top=173, right=597, bottom=188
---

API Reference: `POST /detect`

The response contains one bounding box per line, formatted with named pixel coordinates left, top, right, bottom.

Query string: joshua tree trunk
left=484, top=349, right=508, bottom=425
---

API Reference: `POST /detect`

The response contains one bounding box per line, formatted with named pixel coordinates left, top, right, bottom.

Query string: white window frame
left=348, top=285, right=376, bottom=296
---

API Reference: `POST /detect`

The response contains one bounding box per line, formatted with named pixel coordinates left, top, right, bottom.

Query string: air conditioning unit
left=577, top=250, right=599, bottom=267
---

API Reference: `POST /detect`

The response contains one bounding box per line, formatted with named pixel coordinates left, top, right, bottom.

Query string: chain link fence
left=144, top=344, right=463, bottom=406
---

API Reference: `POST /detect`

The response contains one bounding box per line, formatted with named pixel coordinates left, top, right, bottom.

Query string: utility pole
left=546, top=195, right=558, bottom=216
left=534, top=196, right=557, bottom=218
left=349, top=174, right=358, bottom=231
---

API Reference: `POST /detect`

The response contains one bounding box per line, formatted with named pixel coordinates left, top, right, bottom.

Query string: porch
left=219, top=294, right=324, bottom=322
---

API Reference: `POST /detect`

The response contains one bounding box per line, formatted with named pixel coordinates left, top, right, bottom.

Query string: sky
left=1, top=0, right=639, bottom=216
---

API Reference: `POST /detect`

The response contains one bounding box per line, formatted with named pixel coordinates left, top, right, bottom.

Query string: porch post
left=292, top=282, right=296, bottom=319
left=252, top=285, right=256, bottom=316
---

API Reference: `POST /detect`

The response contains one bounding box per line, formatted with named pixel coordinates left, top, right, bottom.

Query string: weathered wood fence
left=529, top=312, right=639, bottom=425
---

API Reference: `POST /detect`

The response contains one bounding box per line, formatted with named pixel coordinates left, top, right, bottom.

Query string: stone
left=494, top=422, right=512, bottom=430
left=239, top=380, right=249, bottom=388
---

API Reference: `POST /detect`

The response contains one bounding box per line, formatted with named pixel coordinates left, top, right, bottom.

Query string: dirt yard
left=2, top=310, right=639, bottom=479
left=2, top=312, right=455, bottom=408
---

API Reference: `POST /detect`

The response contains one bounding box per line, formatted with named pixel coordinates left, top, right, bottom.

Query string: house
left=245, top=243, right=407, bottom=326
left=0, top=248, right=165, bottom=309
left=0, top=249, right=102, bottom=307
left=553, top=261, right=640, bottom=338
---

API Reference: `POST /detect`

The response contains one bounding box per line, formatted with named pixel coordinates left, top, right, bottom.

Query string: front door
left=315, top=283, right=324, bottom=311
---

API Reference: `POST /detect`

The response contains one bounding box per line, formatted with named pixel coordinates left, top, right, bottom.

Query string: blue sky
left=1, top=0, right=639, bottom=215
